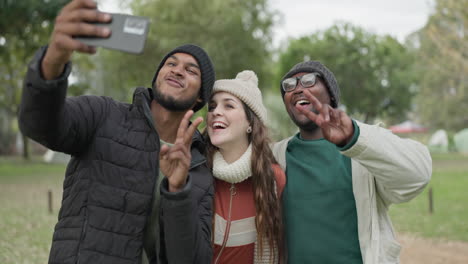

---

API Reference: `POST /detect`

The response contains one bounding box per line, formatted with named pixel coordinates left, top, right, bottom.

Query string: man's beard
left=153, top=87, right=199, bottom=112
left=292, top=118, right=319, bottom=132
left=289, top=107, right=320, bottom=132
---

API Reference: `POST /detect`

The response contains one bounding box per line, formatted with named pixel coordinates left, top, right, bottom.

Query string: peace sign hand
left=296, top=89, right=354, bottom=146
left=159, top=110, right=203, bottom=192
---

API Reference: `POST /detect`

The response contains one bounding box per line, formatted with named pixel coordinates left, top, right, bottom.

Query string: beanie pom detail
left=212, top=70, right=267, bottom=124
left=236, top=70, right=258, bottom=87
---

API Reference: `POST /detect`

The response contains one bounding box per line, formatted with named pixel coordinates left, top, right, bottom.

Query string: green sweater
left=283, top=130, right=362, bottom=263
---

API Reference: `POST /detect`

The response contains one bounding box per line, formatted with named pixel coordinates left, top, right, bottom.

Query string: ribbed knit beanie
left=151, top=44, right=215, bottom=112
left=212, top=70, right=267, bottom=124
left=280, top=61, right=340, bottom=108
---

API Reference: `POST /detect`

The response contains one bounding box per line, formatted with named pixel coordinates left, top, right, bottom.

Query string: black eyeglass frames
left=282, top=72, right=321, bottom=92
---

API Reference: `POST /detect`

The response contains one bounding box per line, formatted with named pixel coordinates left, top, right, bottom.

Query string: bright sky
left=98, top=0, right=435, bottom=46
left=271, top=0, right=435, bottom=45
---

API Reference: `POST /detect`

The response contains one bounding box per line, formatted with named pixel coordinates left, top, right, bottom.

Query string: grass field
left=0, top=157, right=65, bottom=264
left=0, top=153, right=467, bottom=263
left=389, top=152, right=468, bottom=242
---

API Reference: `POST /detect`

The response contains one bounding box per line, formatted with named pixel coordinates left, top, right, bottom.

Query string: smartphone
left=75, top=13, right=150, bottom=54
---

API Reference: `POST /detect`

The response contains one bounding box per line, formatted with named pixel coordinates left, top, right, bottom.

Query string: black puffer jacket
left=19, top=47, right=214, bottom=264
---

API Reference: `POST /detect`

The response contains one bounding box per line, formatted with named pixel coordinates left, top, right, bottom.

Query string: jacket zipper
left=214, top=183, right=236, bottom=264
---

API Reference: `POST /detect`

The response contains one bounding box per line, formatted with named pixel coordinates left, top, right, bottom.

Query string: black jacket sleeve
left=18, top=46, right=109, bottom=155
left=159, top=165, right=214, bottom=264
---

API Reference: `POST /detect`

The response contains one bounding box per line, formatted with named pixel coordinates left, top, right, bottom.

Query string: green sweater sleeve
left=338, top=120, right=360, bottom=151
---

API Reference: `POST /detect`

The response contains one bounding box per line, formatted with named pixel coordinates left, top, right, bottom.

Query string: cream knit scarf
left=212, top=144, right=252, bottom=183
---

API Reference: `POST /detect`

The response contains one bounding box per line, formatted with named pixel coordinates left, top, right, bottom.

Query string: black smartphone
left=75, top=13, right=150, bottom=54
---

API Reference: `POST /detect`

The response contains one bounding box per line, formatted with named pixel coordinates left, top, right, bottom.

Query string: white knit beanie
left=212, top=70, right=267, bottom=124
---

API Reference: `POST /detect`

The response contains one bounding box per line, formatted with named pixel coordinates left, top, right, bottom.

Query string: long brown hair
left=205, top=102, right=283, bottom=261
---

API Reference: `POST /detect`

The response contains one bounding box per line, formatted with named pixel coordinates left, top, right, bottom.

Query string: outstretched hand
left=296, top=89, right=354, bottom=146
left=42, top=0, right=112, bottom=80
left=159, top=110, right=203, bottom=192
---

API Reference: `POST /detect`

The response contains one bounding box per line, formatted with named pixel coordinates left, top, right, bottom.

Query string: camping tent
left=428, top=129, right=449, bottom=153
left=43, top=149, right=70, bottom=164
left=389, top=120, right=428, bottom=134
left=454, top=128, right=468, bottom=154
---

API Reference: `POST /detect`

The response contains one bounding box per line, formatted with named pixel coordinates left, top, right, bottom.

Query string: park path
left=398, top=233, right=468, bottom=264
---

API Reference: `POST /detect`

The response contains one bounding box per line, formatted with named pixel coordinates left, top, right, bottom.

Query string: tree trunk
left=364, top=113, right=370, bottom=124
left=22, top=134, right=30, bottom=160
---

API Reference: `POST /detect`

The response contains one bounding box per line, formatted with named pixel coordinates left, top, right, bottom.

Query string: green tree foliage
left=0, top=0, right=68, bottom=156
left=0, top=0, right=97, bottom=157
left=276, top=23, right=417, bottom=124
left=0, top=0, right=70, bottom=114
left=264, top=92, right=297, bottom=141
left=411, top=0, right=468, bottom=131
left=95, top=0, right=278, bottom=102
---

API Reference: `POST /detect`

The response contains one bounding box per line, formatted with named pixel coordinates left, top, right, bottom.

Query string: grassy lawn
left=0, top=157, right=65, bottom=264
left=0, top=152, right=467, bottom=263
left=390, top=152, right=468, bottom=242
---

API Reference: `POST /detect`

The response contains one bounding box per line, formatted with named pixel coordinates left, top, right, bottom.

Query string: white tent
left=428, top=129, right=449, bottom=153
left=454, top=128, right=468, bottom=154
left=43, top=149, right=70, bottom=164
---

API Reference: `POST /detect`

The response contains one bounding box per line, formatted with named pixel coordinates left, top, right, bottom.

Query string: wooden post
left=48, top=190, right=53, bottom=214
left=428, top=187, right=433, bottom=214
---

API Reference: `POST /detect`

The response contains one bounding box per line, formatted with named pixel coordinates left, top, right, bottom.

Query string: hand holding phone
left=41, top=0, right=150, bottom=80
left=75, top=13, right=150, bottom=54
left=42, top=0, right=112, bottom=80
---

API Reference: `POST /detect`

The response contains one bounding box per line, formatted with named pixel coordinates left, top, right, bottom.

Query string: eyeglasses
left=282, top=73, right=321, bottom=92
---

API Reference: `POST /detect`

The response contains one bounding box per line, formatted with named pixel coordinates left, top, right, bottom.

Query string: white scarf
left=212, top=144, right=252, bottom=184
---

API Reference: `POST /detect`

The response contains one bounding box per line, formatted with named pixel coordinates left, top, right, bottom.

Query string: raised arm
left=19, top=50, right=110, bottom=155
left=296, top=89, right=432, bottom=205
left=18, top=0, right=113, bottom=154
left=41, top=0, right=111, bottom=80
left=342, top=122, right=432, bottom=204
left=158, top=111, right=213, bottom=263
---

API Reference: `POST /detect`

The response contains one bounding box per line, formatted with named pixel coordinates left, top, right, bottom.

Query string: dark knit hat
left=280, top=61, right=340, bottom=108
left=151, top=44, right=215, bottom=112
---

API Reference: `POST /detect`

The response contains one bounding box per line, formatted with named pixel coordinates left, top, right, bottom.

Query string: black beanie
left=151, top=44, right=215, bottom=112
left=280, top=61, right=340, bottom=108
